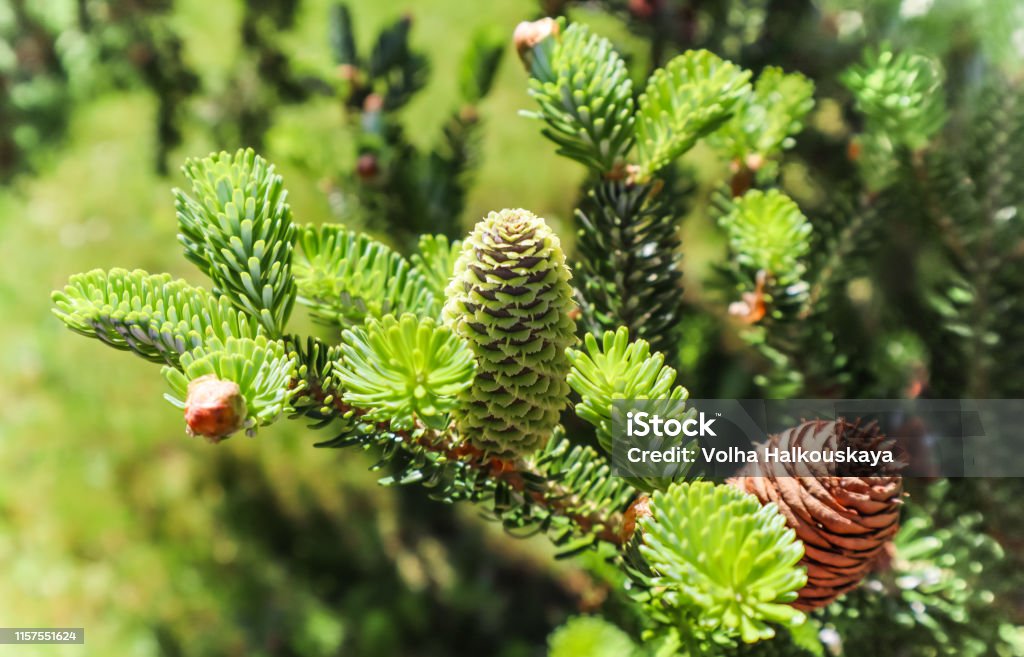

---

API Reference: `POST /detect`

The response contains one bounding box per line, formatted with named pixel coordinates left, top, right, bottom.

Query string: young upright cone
left=728, top=419, right=903, bottom=610
left=443, top=209, right=576, bottom=457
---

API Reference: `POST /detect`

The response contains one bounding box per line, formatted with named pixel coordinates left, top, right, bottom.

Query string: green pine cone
left=443, top=209, right=576, bottom=457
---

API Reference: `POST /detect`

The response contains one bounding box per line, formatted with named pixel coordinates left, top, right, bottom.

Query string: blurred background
left=1, top=0, right=1022, bottom=655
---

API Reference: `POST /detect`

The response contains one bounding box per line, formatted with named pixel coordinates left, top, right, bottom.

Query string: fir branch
left=293, top=362, right=634, bottom=548
left=719, top=189, right=812, bottom=287
left=820, top=483, right=1013, bottom=657
left=287, top=335, right=350, bottom=430
left=567, top=328, right=696, bottom=492
left=574, top=180, right=686, bottom=361
left=548, top=616, right=638, bottom=657
left=174, top=148, right=297, bottom=336
left=458, top=26, right=505, bottom=104
left=712, top=66, right=815, bottom=165
left=282, top=328, right=633, bottom=550
left=841, top=48, right=947, bottom=151
left=52, top=268, right=264, bottom=366
left=632, top=481, right=807, bottom=645
left=293, top=224, right=439, bottom=328
left=914, top=77, right=1024, bottom=396
left=634, top=49, right=751, bottom=181
left=566, top=328, right=689, bottom=453
left=334, top=313, right=475, bottom=431
left=519, top=20, right=637, bottom=175
left=329, top=3, right=359, bottom=67
left=410, top=234, right=461, bottom=299
left=335, top=16, right=502, bottom=249
left=713, top=188, right=844, bottom=396
left=368, top=14, right=428, bottom=110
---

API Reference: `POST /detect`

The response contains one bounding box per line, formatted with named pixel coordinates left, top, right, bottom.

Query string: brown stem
left=293, top=376, right=627, bottom=547
left=729, top=163, right=754, bottom=197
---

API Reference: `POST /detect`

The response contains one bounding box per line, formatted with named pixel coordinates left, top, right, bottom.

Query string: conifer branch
left=291, top=364, right=632, bottom=548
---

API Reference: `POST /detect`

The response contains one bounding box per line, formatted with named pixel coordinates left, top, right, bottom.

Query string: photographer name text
left=623, top=411, right=896, bottom=466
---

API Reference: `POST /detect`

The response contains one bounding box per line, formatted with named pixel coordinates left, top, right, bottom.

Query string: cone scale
left=729, top=419, right=903, bottom=610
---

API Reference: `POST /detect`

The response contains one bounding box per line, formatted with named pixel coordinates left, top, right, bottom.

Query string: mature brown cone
left=728, top=419, right=903, bottom=611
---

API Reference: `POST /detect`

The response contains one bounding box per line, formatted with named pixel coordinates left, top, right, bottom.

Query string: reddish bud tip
left=355, top=153, right=380, bottom=181
left=363, top=93, right=384, bottom=113
left=337, top=63, right=359, bottom=82
left=745, top=152, right=766, bottom=172
left=621, top=495, right=653, bottom=542
left=184, top=375, right=247, bottom=443
left=729, top=269, right=769, bottom=324
left=628, top=0, right=660, bottom=20
left=514, top=18, right=560, bottom=60
left=847, top=139, right=862, bottom=162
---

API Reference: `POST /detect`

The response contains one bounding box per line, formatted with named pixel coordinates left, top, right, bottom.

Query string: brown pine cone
left=728, top=419, right=903, bottom=611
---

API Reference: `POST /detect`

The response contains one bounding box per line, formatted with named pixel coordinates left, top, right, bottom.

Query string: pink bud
left=513, top=18, right=560, bottom=60
left=184, top=375, right=247, bottom=442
